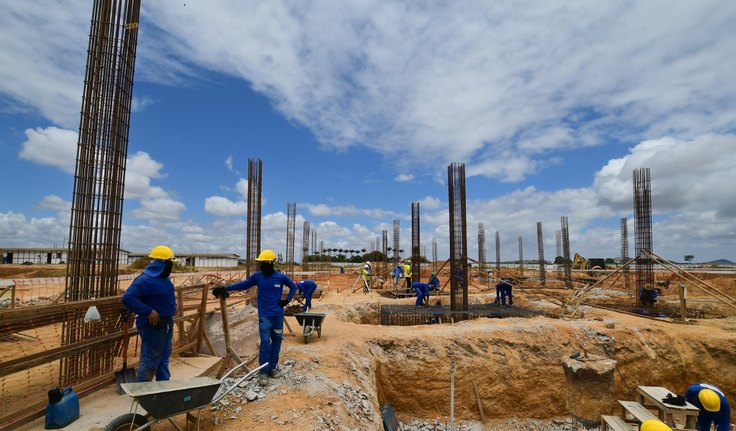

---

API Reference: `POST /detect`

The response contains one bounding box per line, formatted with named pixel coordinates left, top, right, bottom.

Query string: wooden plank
left=601, top=415, right=636, bottom=431
left=619, top=400, right=658, bottom=422
left=472, top=381, right=486, bottom=423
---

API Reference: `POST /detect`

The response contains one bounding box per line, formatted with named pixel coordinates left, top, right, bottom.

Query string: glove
left=212, top=287, right=230, bottom=299
left=277, top=299, right=289, bottom=307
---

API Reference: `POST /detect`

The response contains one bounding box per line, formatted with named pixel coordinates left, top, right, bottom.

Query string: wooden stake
left=472, top=381, right=486, bottom=423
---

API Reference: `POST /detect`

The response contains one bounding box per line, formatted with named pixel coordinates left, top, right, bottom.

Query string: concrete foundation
left=561, top=353, right=617, bottom=427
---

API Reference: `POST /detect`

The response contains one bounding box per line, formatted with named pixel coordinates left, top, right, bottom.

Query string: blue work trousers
left=501, top=287, right=513, bottom=306
left=415, top=287, right=427, bottom=306
left=137, top=320, right=173, bottom=382
left=258, top=314, right=284, bottom=374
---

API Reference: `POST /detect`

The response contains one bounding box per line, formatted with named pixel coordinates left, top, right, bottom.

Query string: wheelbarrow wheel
left=105, top=413, right=148, bottom=431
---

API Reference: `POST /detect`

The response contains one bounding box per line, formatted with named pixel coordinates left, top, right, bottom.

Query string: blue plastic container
left=45, top=387, right=79, bottom=429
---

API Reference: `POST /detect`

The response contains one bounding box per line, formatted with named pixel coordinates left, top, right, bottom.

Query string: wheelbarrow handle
left=212, top=362, right=269, bottom=404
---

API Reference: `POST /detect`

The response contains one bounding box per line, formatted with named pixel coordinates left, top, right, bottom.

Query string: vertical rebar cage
left=633, top=168, right=654, bottom=303
left=537, top=222, right=546, bottom=286
left=561, top=216, right=572, bottom=288
left=620, top=217, right=631, bottom=291
left=62, top=0, right=142, bottom=386
left=447, top=163, right=468, bottom=312
left=411, top=202, right=421, bottom=282
left=495, top=232, right=501, bottom=270
left=246, top=158, right=262, bottom=277
left=432, top=238, right=438, bottom=272
left=393, top=219, right=400, bottom=263
left=518, top=236, right=524, bottom=275
left=286, top=203, right=296, bottom=278
left=301, top=221, right=310, bottom=271
left=477, top=223, right=486, bottom=269
left=382, top=230, right=388, bottom=277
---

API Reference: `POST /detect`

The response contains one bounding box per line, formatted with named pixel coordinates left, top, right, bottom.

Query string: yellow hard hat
left=148, top=245, right=176, bottom=261
left=698, top=388, right=721, bottom=412
left=640, top=419, right=672, bottom=431
left=255, top=249, right=277, bottom=262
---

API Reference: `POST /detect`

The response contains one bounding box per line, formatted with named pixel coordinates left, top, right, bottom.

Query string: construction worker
left=296, top=279, right=318, bottom=312
left=496, top=278, right=513, bottom=306
left=403, top=260, right=412, bottom=290
left=212, top=249, right=297, bottom=385
left=392, top=264, right=403, bottom=288
left=362, top=262, right=372, bottom=293
left=640, top=283, right=657, bottom=306
left=639, top=419, right=672, bottom=431
left=411, top=282, right=430, bottom=306
left=428, top=271, right=440, bottom=291
left=122, top=245, right=177, bottom=382
left=684, top=383, right=730, bottom=430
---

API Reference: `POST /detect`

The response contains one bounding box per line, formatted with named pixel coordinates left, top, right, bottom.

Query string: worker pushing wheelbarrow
left=105, top=361, right=268, bottom=431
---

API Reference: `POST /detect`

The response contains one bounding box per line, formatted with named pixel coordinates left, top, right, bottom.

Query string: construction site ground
left=7, top=268, right=736, bottom=430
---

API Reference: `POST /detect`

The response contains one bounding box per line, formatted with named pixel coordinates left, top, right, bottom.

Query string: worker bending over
left=640, top=283, right=657, bottom=306
left=296, top=280, right=318, bottom=312
left=684, top=383, right=730, bottom=430
left=212, top=249, right=297, bottom=385
left=495, top=278, right=513, bottom=306
left=428, top=272, right=440, bottom=291
left=411, top=282, right=430, bottom=306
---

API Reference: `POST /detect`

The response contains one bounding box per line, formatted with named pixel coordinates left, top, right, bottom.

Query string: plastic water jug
left=45, top=386, right=79, bottom=429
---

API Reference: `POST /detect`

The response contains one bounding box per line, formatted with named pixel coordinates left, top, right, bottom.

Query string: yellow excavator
left=572, top=253, right=606, bottom=270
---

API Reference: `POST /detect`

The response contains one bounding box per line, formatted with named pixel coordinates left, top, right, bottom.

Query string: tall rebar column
left=478, top=223, right=486, bottom=271
left=62, top=0, right=141, bottom=386
left=393, top=220, right=400, bottom=263
left=411, top=202, right=421, bottom=282
left=518, top=236, right=524, bottom=275
left=382, top=230, right=388, bottom=277
left=246, top=159, right=262, bottom=276
left=561, top=216, right=572, bottom=288
left=633, top=168, right=654, bottom=303
left=555, top=230, right=562, bottom=259
left=448, top=163, right=468, bottom=313
left=432, top=238, right=438, bottom=272
left=301, top=221, right=310, bottom=271
left=495, top=232, right=501, bottom=270
left=286, top=203, right=296, bottom=278
left=620, top=218, right=631, bottom=292
left=537, top=222, right=546, bottom=286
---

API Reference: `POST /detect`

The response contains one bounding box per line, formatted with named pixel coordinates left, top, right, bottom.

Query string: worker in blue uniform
left=212, top=249, right=297, bottom=385
left=428, top=272, right=440, bottom=291
left=392, top=264, right=404, bottom=288
left=495, top=278, right=513, bottom=306
left=296, top=279, right=318, bottom=312
left=684, top=383, right=730, bottom=430
left=411, top=282, right=430, bottom=306
left=640, top=283, right=658, bottom=306
left=122, top=245, right=177, bottom=382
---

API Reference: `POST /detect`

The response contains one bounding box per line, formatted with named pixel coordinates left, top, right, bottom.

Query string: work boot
left=269, top=367, right=280, bottom=378
left=258, top=373, right=268, bottom=386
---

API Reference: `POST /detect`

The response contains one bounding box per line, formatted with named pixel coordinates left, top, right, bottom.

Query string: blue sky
left=1, top=1, right=735, bottom=263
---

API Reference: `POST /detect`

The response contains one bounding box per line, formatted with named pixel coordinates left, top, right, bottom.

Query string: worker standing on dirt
left=403, top=260, right=412, bottom=290
left=362, top=261, right=373, bottom=293
left=122, top=245, right=177, bottom=382
left=411, top=282, right=430, bottom=306
left=496, top=278, right=513, bottom=306
left=392, top=264, right=403, bottom=288
left=428, top=271, right=440, bottom=291
left=212, top=249, right=297, bottom=385
left=296, top=280, right=318, bottom=312
left=684, top=383, right=731, bottom=430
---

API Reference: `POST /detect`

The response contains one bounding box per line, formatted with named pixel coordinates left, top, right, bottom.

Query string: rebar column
left=478, top=223, right=486, bottom=271
left=518, top=236, right=524, bottom=276
left=495, top=232, right=501, bottom=270
left=620, top=217, right=630, bottom=291
left=561, top=216, right=572, bottom=289
left=286, top=203, right=296, bottom=278
left=555, top=230, right=562, bottom=259
left=537, top=222, right=546, bottom=286
left=301, top=221, right=310, bottom=271
left=633, top=168, right=654, bottom=303
left=382, top=230, right=388, bottom=278
left=393, top=219, right=400, bottom=263
left=62, top=0, right=141, bottom=386
left=447, top=162, right=468, bottom=313
left=246, top=158, right=262, bottom=276
left=432, top=238, right=438, bottom=272
left=411, top=202, right=421, bottom=282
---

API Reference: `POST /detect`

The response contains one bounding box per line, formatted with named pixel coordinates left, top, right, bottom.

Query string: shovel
left=115, top=316, right=137, bottom=394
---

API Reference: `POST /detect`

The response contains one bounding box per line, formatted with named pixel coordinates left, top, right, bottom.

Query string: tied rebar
left=302, top=221, right=310, bottom=271
left=411, top=202, right=421, bottom=282
left=620, top=217, right=631, bottom=292
left=246, top=159, right=262, bottom=277
left=478, top=223, right=486, bottom=270
left=286, top=203, right=296, bottom=278
left=393, top=220, right=400, bottom=263
left=447, top=163, right=468, bottom=313
left=561, top=216, right=572, bottom=289
left=495, top=232, right=501, bottom=270
left=537, top=222, right=546, bottom=286
left=633, top=168, right=654, bottom=303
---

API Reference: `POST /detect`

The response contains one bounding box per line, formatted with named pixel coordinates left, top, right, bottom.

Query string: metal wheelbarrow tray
left=294, top=312, right=327, bottom=344
left=107, top=361, right=268, bottom=431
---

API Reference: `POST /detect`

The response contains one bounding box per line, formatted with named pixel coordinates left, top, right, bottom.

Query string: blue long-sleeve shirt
left=685, top=383, right=730, bottom=431
left=226, top=271, right=297, bottom=317
left=429, top=275, right=440, bottom=289
left=392, top=266, right=403, bottom=279
left=297, top=280, right=318, bottom=298
left=122, top=260, right=176, bottom=328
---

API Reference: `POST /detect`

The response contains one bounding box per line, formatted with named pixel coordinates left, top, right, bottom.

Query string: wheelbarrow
left=105, top=361, right=268, bottom=431
left=294, top=312, right=327, bottom=344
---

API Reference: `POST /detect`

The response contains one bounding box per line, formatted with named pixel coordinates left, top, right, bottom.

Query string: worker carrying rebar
left=122, top=245, right=177, bottom=382
left=411, top=281, right=430, bottom=306
left=362, top=261, right=373, bottom=294
left=392, top=264, right=403, bottom=288
left=428, top=271, right=440, bottom=291
left=212, top=249, right=297, bottom=385
left=403, top=260, right=412, bottom=290
left=495, top=278, right=513, bottom=306
left=640, top=283, right=657, bottom=306
left=684, top=383, right=731, bottom=430
left=296, top=279, right=317, bottom=312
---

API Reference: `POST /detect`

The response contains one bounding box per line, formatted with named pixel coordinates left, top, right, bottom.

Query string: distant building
left=0, top=247, right=129, bottom=265
left=127, top=252, right=240, bottom=268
